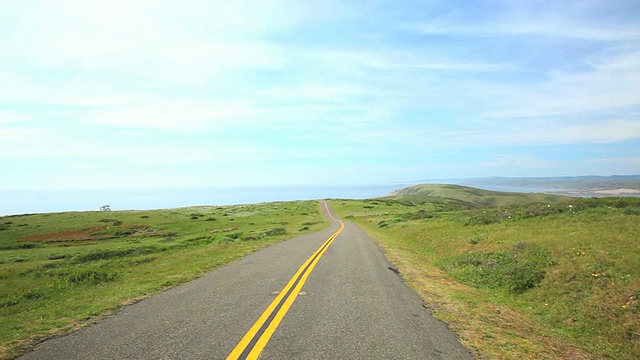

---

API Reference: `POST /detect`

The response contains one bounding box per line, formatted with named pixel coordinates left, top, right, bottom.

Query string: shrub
left=182, top=236, right=216, bottom=246
left=408, top=209, right=434, bottom=220
left=464, top=210, right=503, bottom=225
left=215, top=236, right=237, bottom=244
left=264, top=228, right=287, bottom=236
left=0, top=243, right=41, bottom=250
left=75, top=246, right=160, bottom=262
left=64, top=269, right=118, bottom=285
left=90, top=228, right=135, bottom=238
left=623, top=207, right=640, bottom=215
left=438, top=243, right=551, bottom=294
left=468, top=236, right=482, bottom=245
left=378, top=218, right=404, bottom=228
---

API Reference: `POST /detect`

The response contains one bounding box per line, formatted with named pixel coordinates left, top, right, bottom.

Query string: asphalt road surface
left=19, top=202, right=473, bottom=360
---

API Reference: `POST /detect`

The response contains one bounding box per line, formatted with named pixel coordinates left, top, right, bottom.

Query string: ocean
left=0, top=184, right=405, bottom=216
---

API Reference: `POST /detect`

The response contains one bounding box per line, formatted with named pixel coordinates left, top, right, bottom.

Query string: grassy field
left=2, top=185, right=638, bottom=359
left=0, top=201, right=327, bottom=359
left=332, top=185, right=640, bottom=359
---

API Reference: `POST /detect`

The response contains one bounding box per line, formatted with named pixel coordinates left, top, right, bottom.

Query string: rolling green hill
left=389, top=184, right=568, bottom=207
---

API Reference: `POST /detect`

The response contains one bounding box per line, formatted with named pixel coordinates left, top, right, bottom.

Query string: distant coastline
left=3, top=176, right=639, bottom=216
left=0, top=184, right=403, bottom=216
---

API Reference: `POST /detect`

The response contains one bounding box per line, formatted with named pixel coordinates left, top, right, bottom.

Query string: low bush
left=438, top=243, right=551, bottom=294
left=215, top=236, right=237, bottom=244
left=377, top=218, right=405, bottom=228
left=408, top=209, right=434, bottom=220
left=64, top=269, right=119, bottom=285
left=75, top=246, right=160, bottom=262
left=0, top=243, right=41, bottom=250
left=264, top=228, right=287, bottom=236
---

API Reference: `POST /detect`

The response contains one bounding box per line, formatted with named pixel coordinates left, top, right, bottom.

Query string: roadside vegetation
left=332, top=185, right=640, bottom=359
left=0, top=201, right=326, bottom=359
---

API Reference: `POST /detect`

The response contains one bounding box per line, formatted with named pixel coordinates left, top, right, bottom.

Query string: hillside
left=333, top=195, right=640, bottom=359
left=389, top=184, right=568, bottom=207
left=410, top=175, right=640, bottom=197
left=463, top=175, right=640, bottom=191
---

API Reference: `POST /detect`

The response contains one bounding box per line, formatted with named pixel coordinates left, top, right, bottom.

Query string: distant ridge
left=408, top=175, right=640, bottom=197
left=388, top=184, right=567, bottom=207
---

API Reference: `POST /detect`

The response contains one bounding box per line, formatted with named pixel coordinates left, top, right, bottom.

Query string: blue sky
left=1, top=0, right=639, bottom=191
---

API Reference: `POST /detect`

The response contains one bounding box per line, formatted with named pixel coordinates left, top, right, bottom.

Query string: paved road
left=19, top=202, right=473, bottom=359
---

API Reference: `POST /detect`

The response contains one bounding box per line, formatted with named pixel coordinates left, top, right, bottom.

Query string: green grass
left=0, top=201, right=327, bottom=359
left=332, top=189, right=640, bottom=360
left=3, top=185, right=638, bottom=359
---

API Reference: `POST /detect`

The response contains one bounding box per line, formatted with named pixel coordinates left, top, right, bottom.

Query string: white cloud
left=0, top=122, right=274, bottom=167
left=402, top=1, right=640, bottom=42
left=470, top=118, right=640, bottom=146
left=1, top=0, right=639, bottom=193
left=0, top=112, right=31, bottom=124
left=84, top=100, right=264, bottom=131
left=480, top=154, right=549, bottom=168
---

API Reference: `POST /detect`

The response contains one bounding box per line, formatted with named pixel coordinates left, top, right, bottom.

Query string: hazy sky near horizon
left=1, top=0, right=639, bottom=190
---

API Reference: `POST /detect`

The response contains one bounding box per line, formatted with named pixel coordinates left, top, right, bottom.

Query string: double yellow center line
left=226, top=202, right=344, bottom=359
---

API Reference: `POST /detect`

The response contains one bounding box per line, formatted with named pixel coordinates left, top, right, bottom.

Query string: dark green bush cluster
left=460, top=198, right=640, bottom=226
left=378, top=218, right=405, bottom=228
left=462, top=209, right=505, bottom=225
left=64, top=269, right=119, bottom=285
left=0, top=221, right=11, bottom=231
left=263, top=227, right=287, bottom=236
left=215, top=236, right=237, bottom=244
left=90, top=228, right=136, bottom=238
left=438, top=242, right=551, bottom=294
left=408, top=209, right=434, bottom=220
left=98, top=219, right=123, bottom=226
left=182, top=232, right=245, bottom=246
left=182, top=235, right=216, bottom=245
left=75, top=246, right=162, bottom=262
left=0, top=243, right=41, bottom=250
left=48, top=253, right=70, bottom=260
left=512, top=203, right=570, bottom=219
left=623, top=207, right=640, bottom=215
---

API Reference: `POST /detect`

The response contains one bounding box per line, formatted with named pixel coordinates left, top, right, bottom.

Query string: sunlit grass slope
left=390, top=183, right=566, bottom=207
left=0, top=201, right=326, bottom=359
left=333, top=186, right=639, bottom=360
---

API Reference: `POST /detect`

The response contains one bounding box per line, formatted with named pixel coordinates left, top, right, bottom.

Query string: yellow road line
left=227, top=202, right=343, bottom=360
